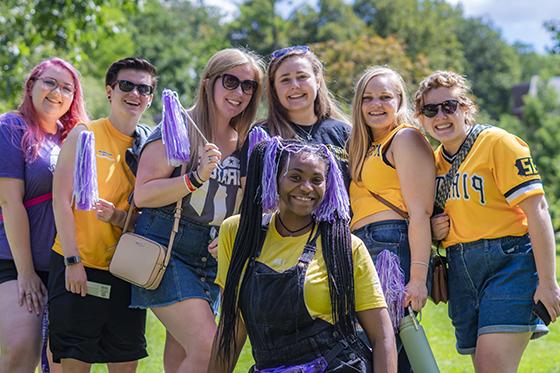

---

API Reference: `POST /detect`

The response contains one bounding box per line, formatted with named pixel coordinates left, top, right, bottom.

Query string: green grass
left=86, top=255, right=560, bottom=372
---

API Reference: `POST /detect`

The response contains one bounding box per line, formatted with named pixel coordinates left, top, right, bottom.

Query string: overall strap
left=298, top=223, right=320, bottom=267
left=435, top=124, right=490, bottom=210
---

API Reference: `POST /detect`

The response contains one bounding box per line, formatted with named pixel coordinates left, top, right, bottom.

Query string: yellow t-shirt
left=436, top=126, right=543, bottom=248
left=350, top=125, right=418, bottom=229
left=216, top=214, right=386, bottom=324
left=52, top=118, right=135, bottom=269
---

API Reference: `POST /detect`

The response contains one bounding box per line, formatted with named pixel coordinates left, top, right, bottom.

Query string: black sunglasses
left=219, top=73, right=258, bottom=95
left=420, top=99, right=459, bottom=118
left=112, top=80, right=154, bottom=96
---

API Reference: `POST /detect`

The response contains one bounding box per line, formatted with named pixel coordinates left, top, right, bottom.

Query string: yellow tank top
left=52, top=118, right=134, bottom=269
left=350, top=125, right=412, bottom=229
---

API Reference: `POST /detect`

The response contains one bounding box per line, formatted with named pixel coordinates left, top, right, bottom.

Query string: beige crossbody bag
left=109, top=164, right=186, bottom=290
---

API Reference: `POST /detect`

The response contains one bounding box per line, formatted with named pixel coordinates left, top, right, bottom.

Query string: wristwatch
left=64, top=256, right=82, bottom=266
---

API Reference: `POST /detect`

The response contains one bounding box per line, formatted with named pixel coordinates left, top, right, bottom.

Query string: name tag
left=87, top=281, right=111, bottom=299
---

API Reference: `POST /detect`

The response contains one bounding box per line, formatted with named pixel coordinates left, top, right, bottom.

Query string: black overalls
left=239, top=227, right=373, bottom=372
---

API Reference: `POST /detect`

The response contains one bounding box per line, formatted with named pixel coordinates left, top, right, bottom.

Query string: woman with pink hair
left=0, top=57, right=87, bottom=372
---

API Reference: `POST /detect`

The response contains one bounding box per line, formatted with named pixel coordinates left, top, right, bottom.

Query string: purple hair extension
left=375, top=250, right=405, bottom=331
left=254, top=356, right=328, bottom=372
left=161, top=89, right=190, bottom=166
left=261, top=137, right=282, bottom=212
left=247, top=126, right=270, bottom=161
left=40, top=308, right=49, bottom=373
left=73, top=131, right=98, bottom=210
left=313, top=145, right=350, bottom=222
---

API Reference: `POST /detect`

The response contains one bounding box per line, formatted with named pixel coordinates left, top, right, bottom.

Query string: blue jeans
left=130, top=208, right=220, bottom=311
left=447, top=234, right=548, bottom=354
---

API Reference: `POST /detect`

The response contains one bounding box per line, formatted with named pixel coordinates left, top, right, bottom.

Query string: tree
left=544, top=19, right=560, bottom=54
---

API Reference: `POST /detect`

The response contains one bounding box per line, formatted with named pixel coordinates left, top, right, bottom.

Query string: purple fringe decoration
left=73, top=131, right=98, bottom=210
left=313, top=144, right=350, bottom=222
left=254, top=356, right=327, bottom=373
left=247, top=126, right=270, bottom=161
left=261, top=137, right=282, bottom=212
left=161, top=89, right=190, bottom=166
left=41, top=307, right=49, bottom=373
left=375, top=250, right=406, bottom=332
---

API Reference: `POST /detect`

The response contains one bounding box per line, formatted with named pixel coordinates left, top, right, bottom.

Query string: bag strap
left=369, top=191, right=409, bottom=220
left=122, top=164, right=188, bottom=268
left=435, top=124, right=489, bottom=210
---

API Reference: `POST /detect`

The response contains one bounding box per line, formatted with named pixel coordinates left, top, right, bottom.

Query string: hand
left=65, top=263, right=88, bottom=297
left=197, top=143, right=222, bottom=182
left=403, top=279, right=428, bottom=312
left=431, top=212, right=450, bottom=241
left=94, top=199, right=116, bottom=223
left=208, top=238, right=218, bottom=259
left=17, top=272, right=47, bottom=315
left=534, top=282, right=560, bottom=323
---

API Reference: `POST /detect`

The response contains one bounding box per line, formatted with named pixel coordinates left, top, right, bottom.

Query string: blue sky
left=203, top=0, right=559, bottom=53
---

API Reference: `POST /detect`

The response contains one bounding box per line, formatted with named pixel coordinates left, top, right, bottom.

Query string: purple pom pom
left=261, top=137, right=281, bottom=212
left=375, top=250, right=405, bottom=331
left=73, top=131, right=98, bottom=211
left=161, top=89, right=190, bottom=166
left=313, top=145, right=349, bottom=222
left=247, top=126, right=270, bottom=161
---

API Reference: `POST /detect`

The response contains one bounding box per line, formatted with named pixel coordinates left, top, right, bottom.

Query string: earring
left=107, top=95, right=111, bottom=102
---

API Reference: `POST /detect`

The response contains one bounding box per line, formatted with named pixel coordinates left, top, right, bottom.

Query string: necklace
left=277, top=214, right=314, bottom=235
left=293, top=122, right=315, bottom=141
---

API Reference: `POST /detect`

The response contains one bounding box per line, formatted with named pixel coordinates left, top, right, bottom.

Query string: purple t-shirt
left=0, top=113, right=61, bottom=271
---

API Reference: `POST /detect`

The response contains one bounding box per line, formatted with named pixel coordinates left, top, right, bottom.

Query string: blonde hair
left=414, top=70, right=477, bottom=125
left=188, top=48, right=264, bottom=166
left=348, top=66, right=414, bottom=182
left=266, top=48, right=348, bottom=138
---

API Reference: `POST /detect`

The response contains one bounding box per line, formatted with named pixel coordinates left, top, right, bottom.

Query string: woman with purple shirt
left=0, top=58, right=87, bottom=372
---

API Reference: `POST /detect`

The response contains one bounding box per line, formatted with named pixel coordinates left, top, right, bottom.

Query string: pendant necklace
left=293, top=122, right=315, bottom=141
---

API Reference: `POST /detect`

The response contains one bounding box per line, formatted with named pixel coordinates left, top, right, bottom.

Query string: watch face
left=64, top=256, right=81, bottom=265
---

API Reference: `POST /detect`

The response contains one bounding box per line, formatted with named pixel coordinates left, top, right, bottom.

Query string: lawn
left=88, top=254, right=560, bottom=372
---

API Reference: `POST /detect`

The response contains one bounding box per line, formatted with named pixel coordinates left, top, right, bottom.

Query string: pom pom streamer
left=73, top=131, right=98, bottom=211
left=375, top=250, right=406, bottom=331
left=313, top=144, right=350, bottom=222
left=247, top=126, right=270, bottom=161
left=161, top=89, right=209, bottom=167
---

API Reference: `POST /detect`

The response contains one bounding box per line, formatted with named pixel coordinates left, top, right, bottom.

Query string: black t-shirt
left=140, top=124, right=245, bottom=226
left=241, top=117, right=351, bottom=189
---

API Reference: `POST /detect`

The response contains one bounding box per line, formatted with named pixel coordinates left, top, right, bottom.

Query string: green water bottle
left=399, top=306, right=440, bottom=373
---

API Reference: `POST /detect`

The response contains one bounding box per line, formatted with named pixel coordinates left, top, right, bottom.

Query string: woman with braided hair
left=209, top=138, right=396, bottom=372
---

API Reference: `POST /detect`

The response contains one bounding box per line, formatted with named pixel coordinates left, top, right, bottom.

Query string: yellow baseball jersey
left=52, top=118, right=134, bottom=269
left=350, top=124, right=415, bottom=229
left=436, top=126, right=543, bottom=248
left=216, top=214, right=387, bottom=324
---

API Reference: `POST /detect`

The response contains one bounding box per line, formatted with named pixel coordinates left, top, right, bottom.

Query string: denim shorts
left=447, top=234, right=548, bottom=355
left=130, top=208, right=220, bottom=311
left=353, top=220, right=411, bottom=283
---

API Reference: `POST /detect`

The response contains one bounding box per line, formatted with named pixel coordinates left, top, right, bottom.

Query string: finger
left=18, top=288, right=25, bottom=307
left=81, top=282, right=87, bottom=297
left=31, top=292, right=42, bottom=315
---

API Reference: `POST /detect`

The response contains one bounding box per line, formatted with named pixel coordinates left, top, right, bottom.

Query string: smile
left=226, top=98, right=241, bottom=106
left=124, top=99, right=140, bottom=107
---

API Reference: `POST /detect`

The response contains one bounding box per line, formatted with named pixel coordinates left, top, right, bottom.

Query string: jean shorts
left=447, top=234, right=548, bottom=355
left=130, top=208, right=220, bottom=311
left=353, top=220, right=411, bottom=283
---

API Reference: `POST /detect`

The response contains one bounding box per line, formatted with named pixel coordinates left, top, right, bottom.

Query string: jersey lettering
left=515, top=157, right=539, bottom=176
left=437, top=172, right=485, bottom=205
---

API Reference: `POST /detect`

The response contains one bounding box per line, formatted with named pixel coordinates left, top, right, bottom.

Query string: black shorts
left=48, top=252, right=147, bottom=364
left=0, top=259, right=49, bottom=286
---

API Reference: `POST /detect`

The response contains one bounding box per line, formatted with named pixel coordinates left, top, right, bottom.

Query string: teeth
left=293, top=196, right=312, bottom=201
left=226, top=99, right=241, bottom=106
left=288, top=94, right=305, bottom=99
left=124, top=100, right=140, bottom=106
left=368, top=111, right=385, bottom=116
left=435, top=123, right=452, bottom=130
left=45, top=97, right=61, bottom=104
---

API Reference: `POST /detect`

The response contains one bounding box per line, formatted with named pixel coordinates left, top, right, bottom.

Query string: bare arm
left=518, top=194, right=560, bottom=322
left=0, top=178, right=45, bottom=314
left=52, top=125, right=88, bottom=296
left=134, top=140, right=221, bottom=208
left=357, top=307, right=397, bottom=373
left=392, top=129, right=435, bottom=311
left=208, top=316, right=247, bottom=373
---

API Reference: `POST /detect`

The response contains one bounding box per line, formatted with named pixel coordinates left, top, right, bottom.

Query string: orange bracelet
left=183, top=174, right=197, bottom=193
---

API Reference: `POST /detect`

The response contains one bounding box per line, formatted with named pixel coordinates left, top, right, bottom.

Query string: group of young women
left=0, top=44, right=558, bottom=373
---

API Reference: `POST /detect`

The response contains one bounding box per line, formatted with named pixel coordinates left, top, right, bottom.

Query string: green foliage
left=544, top=19, right=560, bottom=54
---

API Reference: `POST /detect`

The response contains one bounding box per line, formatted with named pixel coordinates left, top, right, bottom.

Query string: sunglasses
left=37, top=77, right=75, bottom=97
left=219, top=73, right=258, bottom=95
left=270, top=45, right=310, bottom=60
left=420, top=99, right=459, bottom=118
left=112, top=80, right=154, bottom=96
